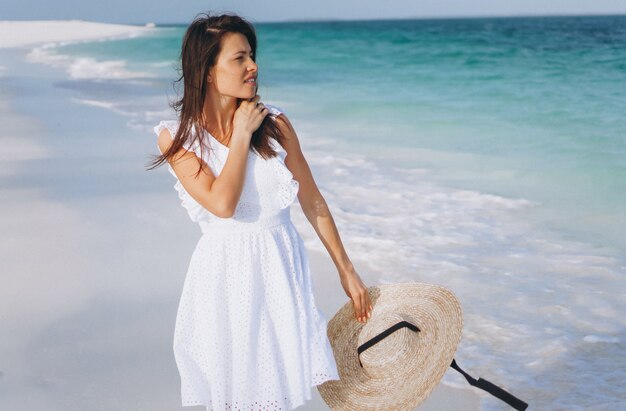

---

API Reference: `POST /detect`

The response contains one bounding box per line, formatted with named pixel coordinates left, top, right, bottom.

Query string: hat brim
left=317, top=282, right=463, bottom=411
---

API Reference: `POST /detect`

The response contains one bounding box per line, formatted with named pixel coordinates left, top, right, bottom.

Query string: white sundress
left=154, top=104, right=340, bottom=411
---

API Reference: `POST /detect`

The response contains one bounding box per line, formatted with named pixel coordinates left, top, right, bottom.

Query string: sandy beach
left=0, top=20, right=485, bottom=410
left=0, top=20, right=153, bottom=49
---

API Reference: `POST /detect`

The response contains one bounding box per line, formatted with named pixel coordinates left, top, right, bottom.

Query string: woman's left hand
left=339, top=268, right=373, bottom=324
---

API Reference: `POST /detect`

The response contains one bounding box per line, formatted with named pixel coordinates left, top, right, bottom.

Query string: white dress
left=154, top=104, right=340, bottom=411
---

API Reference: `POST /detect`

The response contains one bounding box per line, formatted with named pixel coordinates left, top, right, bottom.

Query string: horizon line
left=3, top=12, right=625, bottom=27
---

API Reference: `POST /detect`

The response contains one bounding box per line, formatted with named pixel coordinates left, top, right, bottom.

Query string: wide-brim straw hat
left=317, top=282, right=463, bottom=410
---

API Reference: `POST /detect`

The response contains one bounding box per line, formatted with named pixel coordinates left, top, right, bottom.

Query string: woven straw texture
left=317, top=282, right=463, bottom=411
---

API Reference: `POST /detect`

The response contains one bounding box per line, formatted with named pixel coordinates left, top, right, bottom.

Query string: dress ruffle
left=271, top=142, right=300, bottom=210
left=155, top=120, right=213, bottom=223
left=155, top=104, right=299, bottom=223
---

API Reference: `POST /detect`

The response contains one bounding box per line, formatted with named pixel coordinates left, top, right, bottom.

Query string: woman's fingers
left=234, top=94, right=268, bottom=134
left=339, top=270, right=372, bottom=323
left=360, top=292, right=367, bottom=321
left=354, top=289, right=372, bottom=323
left=365, top=293, right=372, bottom=319
left=248, top=96, right=267, bottom=117
left=354, top=297, right=363, bottom=322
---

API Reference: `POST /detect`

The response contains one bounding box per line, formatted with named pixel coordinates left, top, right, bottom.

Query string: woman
left=149, top=12, right=372, bottom=410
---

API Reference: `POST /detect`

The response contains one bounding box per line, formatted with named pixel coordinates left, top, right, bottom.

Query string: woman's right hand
left=232, top=94, right=269, bottom=141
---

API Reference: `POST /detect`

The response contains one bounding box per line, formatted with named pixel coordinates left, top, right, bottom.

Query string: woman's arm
left=156, top=96, right=268, bottom=218
left=274, top=114, right=372, bottom=324
left=157, top=127, right=251, bottom=218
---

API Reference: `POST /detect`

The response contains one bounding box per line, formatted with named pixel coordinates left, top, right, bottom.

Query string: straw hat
left=317, top=282, right=463, bottom=411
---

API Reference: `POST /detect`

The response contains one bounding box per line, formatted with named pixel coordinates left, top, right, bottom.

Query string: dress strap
left=264, top=103, right=285, bottom=118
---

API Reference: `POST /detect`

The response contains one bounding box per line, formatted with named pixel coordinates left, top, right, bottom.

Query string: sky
left=1, top=0, right=626, bottom=24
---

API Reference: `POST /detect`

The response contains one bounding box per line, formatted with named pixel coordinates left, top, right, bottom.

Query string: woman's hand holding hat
left=318, top=282, right=528, bottom=411
left=338, top=267, right=373, bottom=323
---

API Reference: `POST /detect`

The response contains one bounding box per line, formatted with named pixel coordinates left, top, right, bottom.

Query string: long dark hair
left=147, top=12, right=285, bottom=177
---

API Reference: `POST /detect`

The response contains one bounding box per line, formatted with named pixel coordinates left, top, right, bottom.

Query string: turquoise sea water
left=26, top=15, right=626, bottom=410
left=51, top=15, right=626, bottom=252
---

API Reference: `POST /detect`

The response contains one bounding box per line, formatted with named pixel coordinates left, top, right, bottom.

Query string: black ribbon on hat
left=357, top=320, right=529, bottom=411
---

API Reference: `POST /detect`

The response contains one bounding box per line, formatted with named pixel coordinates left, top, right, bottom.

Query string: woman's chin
left=229, top=89, right=256, bottom=100
left=234, top=93, right=255, bottom=101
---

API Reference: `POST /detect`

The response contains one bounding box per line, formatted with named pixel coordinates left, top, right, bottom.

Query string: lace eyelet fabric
left=154, top=104, right=340, bottom=411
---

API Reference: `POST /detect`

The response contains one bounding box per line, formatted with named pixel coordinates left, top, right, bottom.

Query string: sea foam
left=285, top=135, right=626, bottom=411
left=27, top=42, right=155, bottom=80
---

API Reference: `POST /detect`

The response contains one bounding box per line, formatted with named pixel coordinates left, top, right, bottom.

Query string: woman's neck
left=201, top=95, right=239, bottom=143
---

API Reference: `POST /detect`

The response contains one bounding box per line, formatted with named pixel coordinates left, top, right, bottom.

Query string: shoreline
left=0, top=19, right=484, bottom=410
left=0, top=20, right=153, bottom=49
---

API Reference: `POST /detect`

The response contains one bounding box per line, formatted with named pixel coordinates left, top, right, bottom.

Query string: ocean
left=22, top=15, right=626, bottom=410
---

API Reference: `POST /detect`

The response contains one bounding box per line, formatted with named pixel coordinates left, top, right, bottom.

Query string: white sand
left=0, top=20, right=152, bottom=49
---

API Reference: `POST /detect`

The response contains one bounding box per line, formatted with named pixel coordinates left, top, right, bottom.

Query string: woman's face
left=209, top=32, right=258, bottom=100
